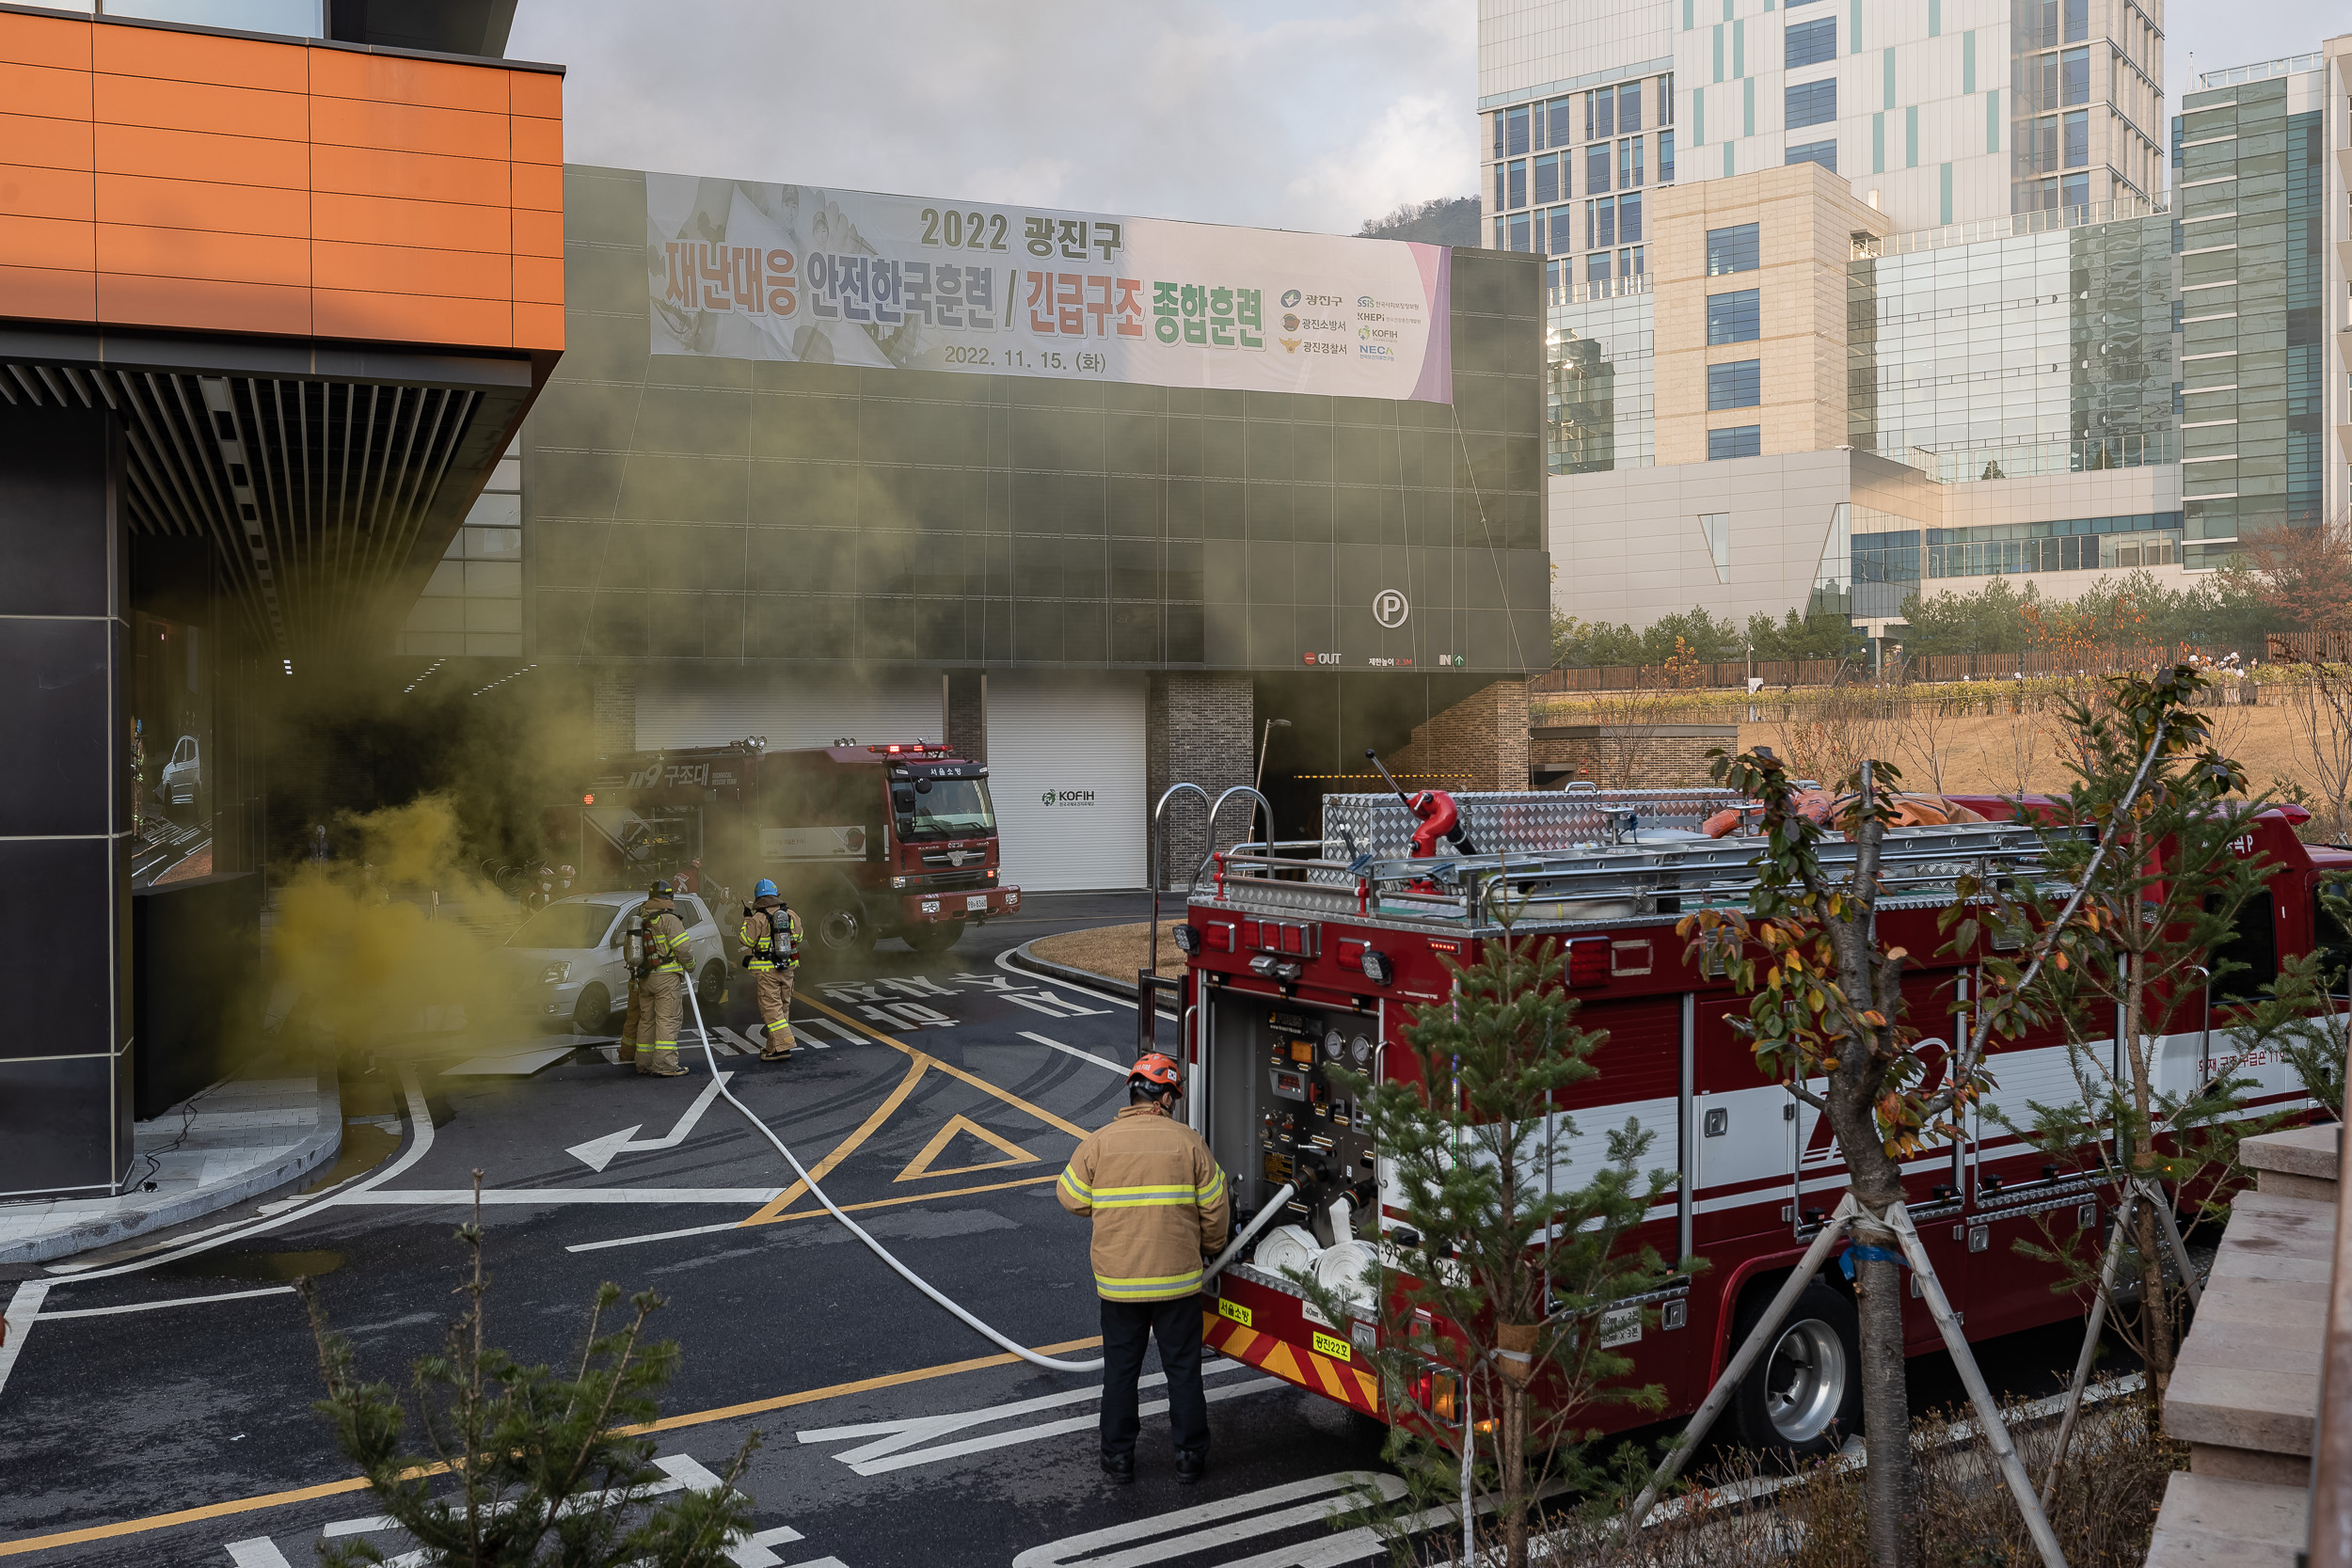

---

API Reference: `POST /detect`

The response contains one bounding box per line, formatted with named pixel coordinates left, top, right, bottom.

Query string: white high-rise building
left=1479, top=0, right=2167, bottom=290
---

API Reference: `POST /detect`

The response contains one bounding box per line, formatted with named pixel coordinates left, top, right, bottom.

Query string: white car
left=160, top=735, right=200, bottom=806
left=503, top=891, right=730, bottom=1035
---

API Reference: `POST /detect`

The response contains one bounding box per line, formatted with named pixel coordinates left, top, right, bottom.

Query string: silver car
left=503, top=892, right=730, bottom=1035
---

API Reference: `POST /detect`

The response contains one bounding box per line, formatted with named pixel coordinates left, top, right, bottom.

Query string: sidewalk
left=0, top=1058, right=342, bottom=1265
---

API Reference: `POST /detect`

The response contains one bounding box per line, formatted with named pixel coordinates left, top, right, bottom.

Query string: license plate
left=965, top=895, right=989, bottom=911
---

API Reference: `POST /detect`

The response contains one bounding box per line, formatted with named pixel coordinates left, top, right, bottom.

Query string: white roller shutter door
left=632, top=669, right=944, bottom=752
left=986, top=673, right=1146, bottom=892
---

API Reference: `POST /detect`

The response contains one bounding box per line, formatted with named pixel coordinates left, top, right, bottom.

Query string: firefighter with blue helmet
left=739, top=878, right=802, bottom=1060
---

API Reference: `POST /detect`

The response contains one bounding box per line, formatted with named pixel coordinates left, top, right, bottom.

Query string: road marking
left=0, top=1338, right=1103, bottom=1558
left=893, top=1115, right=1039, bottom=1181
left=1009, top=1471, right=1407, bottom=1568
left=1000, top=990, right=1116, bottom=1021
left=724, top=1526, right=813, bottom=1567
left=36, top=1286, right=295, bottom=1321
left=800, top=1361, right=1274, bottom=1477
left=441, top=1044, right=578, bottom=1077
left=566, top=1172, right=1063, bottom=1253
left=1020, top=1030, right=1127, bottom=1073
left=800, top=995, right=1091, bottom=1137
left=566, top=1071, right=737, bottom=1171
left=992, top=947, right=1175, bottom=1018
left=0, top=1281, right=50, bottom=1402
left=223, top=1539, right=294, bottom=1567
left=736, top=1054, right=930, bottom=1227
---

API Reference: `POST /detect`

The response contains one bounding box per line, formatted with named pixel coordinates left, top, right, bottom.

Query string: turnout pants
left=754, top=966, right=796, bottom=1054
left=638, top=970, right=685, bottom=1073
left=1098, top=1295, right=1208, bottom=1462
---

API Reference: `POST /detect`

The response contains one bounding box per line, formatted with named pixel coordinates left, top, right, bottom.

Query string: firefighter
left=1057, top=1053, right=1229, bottom=1486
left=739, top=879, right=803, bottom=1061
left=634, top=880, right=692, bottom=1078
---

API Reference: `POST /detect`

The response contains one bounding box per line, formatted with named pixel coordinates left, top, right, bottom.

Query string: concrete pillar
left=1388, top=680, right=1532, bottom=792
left=946, top=671, right=986, bottom=763
left=0, top=404, right=132, bottom=1200
left=1145, top=673, right=1253, bottom=888
left=592, top=668, right=637, bottom=757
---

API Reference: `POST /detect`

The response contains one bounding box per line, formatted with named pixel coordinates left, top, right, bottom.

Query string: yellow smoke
left=271, top=795, right=533, bottom=1053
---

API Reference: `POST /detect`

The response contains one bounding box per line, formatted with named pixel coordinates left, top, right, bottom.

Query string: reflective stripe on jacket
left=1057, top=1104, right=1230, bottom=1302
left=739, top=904, right=802, bottom=970
left=649, top=908, right=690, bottom=974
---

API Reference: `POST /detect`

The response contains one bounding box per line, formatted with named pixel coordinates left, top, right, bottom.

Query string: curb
left=1006, top=940, right=1141, bottom=1001
left=0, top=1063, right=344, bottom=1266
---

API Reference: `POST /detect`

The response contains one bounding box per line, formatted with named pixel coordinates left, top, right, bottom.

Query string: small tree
left=304, top=1178, right=756, bottom=1567
left=1299, top=925, right=1688, bottom=1568
left=1968, top=664, right=2274, bottom=1394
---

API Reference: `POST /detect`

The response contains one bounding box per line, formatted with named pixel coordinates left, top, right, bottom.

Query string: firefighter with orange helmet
left=1057, top=1053, right=1229, bottom=1487
left=739, top=879, right=802, bottom=1060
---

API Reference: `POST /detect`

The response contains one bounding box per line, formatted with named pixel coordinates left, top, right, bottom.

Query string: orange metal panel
left=0, top=9, right=92, bottom=72
left=511, top=301, right=563, bottom=351
left=313, top=238, right=509, bottom=299
left=307, top=48, right=507, bottom=114
left=309, top=94, right=507, bottom=160
left=511, top=163, right=562, bottom=212
left=310, top=143, right=507, bottom=208
left=92, top=23, right=307, bottom=93
left=98, top=172, right=310, bottom=239
left=0, top=261, right=98, bottom=323
left=0, top=163, right=95, bottom=223
left=0, top=213, right=96, bottom=272
left=511, top=207, right=563, bottom=258
left=97, top=222, right=309, bottom=288
left=511, top=253, right=562, bottom=305
left=312, top=191, right=508, bottom=252
left=311, top=286, right=510, bottom=347
left=96, top=271, right=310, bottom=336
left=96, top=123, right=310, bottom=190
left=0, top=112, right=95, bottom=173
left=507, top=71, right=561, bottom=119
left=509, top=114, right=561, bottom=166
left=0, top=60, right=94, bottom=120
left=93, top=72, right=309, bottom=142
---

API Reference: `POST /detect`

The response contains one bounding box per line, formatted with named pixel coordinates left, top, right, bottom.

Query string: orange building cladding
left=0, top=6, right=562, bottom=355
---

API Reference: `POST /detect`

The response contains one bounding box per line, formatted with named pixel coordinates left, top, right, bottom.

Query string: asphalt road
left=0, top=893, right=2118, bottom=1567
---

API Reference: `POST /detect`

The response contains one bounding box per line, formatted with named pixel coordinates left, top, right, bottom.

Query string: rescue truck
left=1175, top=783, right=2338, bottom=1452
left=555, top=739, right=1020, bottom=962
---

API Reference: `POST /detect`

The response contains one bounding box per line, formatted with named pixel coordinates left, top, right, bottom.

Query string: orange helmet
left=1129, top=1053, right=1183, bottom=1096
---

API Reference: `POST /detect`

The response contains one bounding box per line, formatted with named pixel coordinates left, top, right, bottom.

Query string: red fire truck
left=555, top=739, right=1020, bottom=962
left=1174, top=784, right=2336, bottom=1451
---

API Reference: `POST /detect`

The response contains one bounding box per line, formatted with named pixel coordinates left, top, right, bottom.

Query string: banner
left=644, top=172, right=1453, bottom=404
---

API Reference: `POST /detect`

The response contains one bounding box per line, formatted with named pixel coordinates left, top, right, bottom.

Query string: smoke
left=269, top=795, right=538, bottom=1054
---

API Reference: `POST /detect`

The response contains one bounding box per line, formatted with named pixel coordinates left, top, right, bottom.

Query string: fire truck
left=1173, top=784, right=2336, bottom=1452
left=555, top=740, right=1020, bottom=962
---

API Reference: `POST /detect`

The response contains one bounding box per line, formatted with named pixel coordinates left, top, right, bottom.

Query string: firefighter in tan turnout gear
left=1057, top=1053, right=1229, bottom=1487
left=627, top=880, right=691, bottom=1078
left=739, top=879, right=802, bottom=1060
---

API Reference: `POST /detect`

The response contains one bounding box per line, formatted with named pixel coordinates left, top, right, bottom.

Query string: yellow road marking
left=758, top=1171, right=1059, bottom=1224
left=0, top=1337, right=1105, bottom=1558
left=799, top=996, right=1092, bottom=1139
left=893, top=1114, right=1039, bottom=1182
left=736, top=1053, right=928, bottom=1227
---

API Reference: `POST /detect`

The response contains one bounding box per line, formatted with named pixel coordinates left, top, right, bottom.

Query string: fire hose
left=681, top=980, right=1295, bottom=1375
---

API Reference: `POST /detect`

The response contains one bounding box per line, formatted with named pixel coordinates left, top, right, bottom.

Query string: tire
left=810, top=895, right=876, bottom=966
left=571, top=983, right=612, bottom=1035
left=905, top=918, right=966, bottom=955
left=1729, top=1280, right=1862, bottom=1455
left=696, top=959, right=728, bottom=1010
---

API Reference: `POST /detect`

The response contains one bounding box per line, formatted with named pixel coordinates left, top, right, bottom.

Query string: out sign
left=1373, top=589, right=1409, bottom=628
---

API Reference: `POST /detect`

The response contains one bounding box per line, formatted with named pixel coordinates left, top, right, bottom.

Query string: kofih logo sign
left=1039, top=788, right=1098, bottom=806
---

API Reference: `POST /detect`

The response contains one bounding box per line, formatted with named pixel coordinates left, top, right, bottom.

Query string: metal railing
left=1851, top=195, right=2169, bottom=261
left=2197, top=52, right=2325, bottom=88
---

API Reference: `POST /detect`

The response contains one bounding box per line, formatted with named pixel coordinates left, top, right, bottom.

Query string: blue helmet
left=754, top=879, right=779, bottom=898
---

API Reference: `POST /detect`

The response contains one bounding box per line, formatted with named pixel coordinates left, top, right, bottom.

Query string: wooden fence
left=1534, top=645, right=2268, bottom=693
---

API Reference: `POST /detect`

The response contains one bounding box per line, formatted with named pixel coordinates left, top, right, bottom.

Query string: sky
left=507, top=0, right=1480, bottom=239
left=513, top=0, right=2338, bottom=238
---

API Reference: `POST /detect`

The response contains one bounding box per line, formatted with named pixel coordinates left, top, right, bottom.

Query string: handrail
left=1147, top=783, right=1214, bottom=1000
left=1143, top=783, right=1270, bottom=1054
left=2311, top=1123, right=2352, bottom=1568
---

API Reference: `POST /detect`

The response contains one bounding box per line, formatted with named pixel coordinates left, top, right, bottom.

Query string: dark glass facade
left=526, top=166, right=1549, bottom=675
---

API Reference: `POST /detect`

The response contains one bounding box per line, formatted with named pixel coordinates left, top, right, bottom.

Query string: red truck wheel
left=906, top=919, right=965, bottom=955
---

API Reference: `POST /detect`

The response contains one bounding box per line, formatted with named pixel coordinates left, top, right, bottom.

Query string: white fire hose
left=682, top=980, right=1294, bottom=1375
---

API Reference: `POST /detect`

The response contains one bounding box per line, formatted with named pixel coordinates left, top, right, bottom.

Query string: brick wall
left=946, top=672, right=986, bottom=764
left=1388, top=680, right=1532, bottom=790
left=1531, top=723, right=1738, bottom=788
left=592, top=669, right=636, bottom=758
left=1146, top=673, right=1252, bottom=887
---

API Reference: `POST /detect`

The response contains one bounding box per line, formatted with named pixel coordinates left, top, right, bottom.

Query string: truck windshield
left=504, top=902, right=621, bottom=950
left=905, top=778, right=995, bottom=838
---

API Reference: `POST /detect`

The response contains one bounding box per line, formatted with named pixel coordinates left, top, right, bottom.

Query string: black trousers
left=1099, top=1294, right=1208, bottom=1460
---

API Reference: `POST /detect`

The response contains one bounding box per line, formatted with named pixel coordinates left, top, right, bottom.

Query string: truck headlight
left=892, top=876, right=907, bottom=888
left=1172, top=924, right=1200, bottom=955
left=541, top=962, right=570, bottom=984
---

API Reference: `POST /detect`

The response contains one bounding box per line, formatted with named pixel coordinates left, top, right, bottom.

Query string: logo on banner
left=1373, top=590, right=1410, bottom=628
left=1040, top=789, right=1097, bottom=807
left=1280, top=288, right=1303, bottom=308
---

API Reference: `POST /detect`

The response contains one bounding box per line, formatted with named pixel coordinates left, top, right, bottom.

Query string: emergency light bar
left=869, top=743, right=951, bottom=754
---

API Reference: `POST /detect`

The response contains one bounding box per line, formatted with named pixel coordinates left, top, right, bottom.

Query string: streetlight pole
left=1253, top=718, right=1290, bottom=846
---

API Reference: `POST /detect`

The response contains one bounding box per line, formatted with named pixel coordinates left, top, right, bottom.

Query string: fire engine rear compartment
left=1204, top=990, right=1381, bottom=1249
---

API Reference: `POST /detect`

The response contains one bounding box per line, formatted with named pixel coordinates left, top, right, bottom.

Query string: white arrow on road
left=566, top=1072, right=735, bottom=1172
